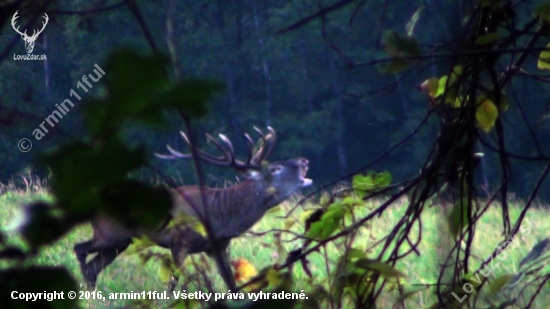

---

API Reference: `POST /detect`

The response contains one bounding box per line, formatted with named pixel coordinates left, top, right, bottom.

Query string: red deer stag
left=74, top=127, right=312, bottom=290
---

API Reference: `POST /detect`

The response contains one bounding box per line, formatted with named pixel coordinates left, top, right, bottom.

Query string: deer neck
left=206, top=179, right=284, bottom=239
left=170, top=179, right=289, bottom=240
left=219, top=178, right=279, bottom=215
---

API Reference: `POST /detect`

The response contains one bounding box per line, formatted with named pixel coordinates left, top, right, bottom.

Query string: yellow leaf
left=132, top=235, right=156, bottom=247
left=266, top=205, right=281, bottom=214
left=420, top=77, right=439, bottom=98
left=169, top=212, right=207, bottom=237
left=283, top=218, right=296, bottom=230
left=265, top=267, right=281, bottom=286
left=231, top=258, right=257, bottom=283
left=125, top=235, right=156, bottom=255
left=538, top=43, right=550, bottom=70
left=158, top=260, right=172, bottom=284
left=476, top=99, right=498, bottom=132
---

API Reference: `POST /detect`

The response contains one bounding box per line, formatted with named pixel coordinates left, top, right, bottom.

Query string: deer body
left=74, top=128, right=311, bottom=290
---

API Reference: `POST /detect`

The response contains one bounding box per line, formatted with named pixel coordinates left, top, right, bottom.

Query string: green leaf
left=20, top=203, right=71, bottom=249
left=352, top=171, right=391, bottom=197
left=396, top=288, right=425, bottom=302
left=43, top=139, right=145, bottom=217
left=305, top=203, right=345, bottom=240
left=305, top=221, right=323, bottom=239
left=83, top=49, right=171, bottom=135
left=158, top=260, right=173, bottom=284
left=104, top=48, right=169, bottom=103
left=537, top=43, right=550, bottom=70
left=489, top=274, right=513, bottom=294
left=352, top=174, right=374, bottom=198
left=499, top=95, right=509, bottom=111
left=474, top=33, right=501, bottom=45
left=464, top=272, right=484, bottom=288
left=435, top=66, right=462, bottom=105
left=420, top=77, right=439, bottom=98
left=476, top=99, right=499, bottom=132
left=435, top=75, right=449, bottom=98
left=101, top=181, right=172, bottom=229
left=380, top=30, right=421, bottom=73
left=382, top=30, right=421, bottom=57
left=83, top=50, right=221, bottom=136
left=374, top=171, right=392, bottom=187
left=346, top=247, right=367, bottom=261
left=125, top=235, right=157, bottom=255
left=447, top=199, right=471, bottom=236
left=379, top=58, right=409, bottom=73
left=535, top=2, right=550, bottom=22
left=354, top=259, right=405, bottom=278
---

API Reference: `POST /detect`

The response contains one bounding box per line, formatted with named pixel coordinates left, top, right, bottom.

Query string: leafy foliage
left=0, top=47, right=220, bottom=307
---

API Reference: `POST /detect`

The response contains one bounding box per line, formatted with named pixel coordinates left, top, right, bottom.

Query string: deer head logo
left=11, top=11, right=49, bottom=54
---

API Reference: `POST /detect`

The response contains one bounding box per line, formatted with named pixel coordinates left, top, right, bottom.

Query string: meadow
left=1, top=182, right=549, bottom=308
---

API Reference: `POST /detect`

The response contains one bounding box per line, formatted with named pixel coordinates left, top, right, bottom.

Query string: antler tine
left=34, top=13, right=48, bottom=37
left=186, top=132, right=235, bottom=165
left=250, top=127, right=265, bottom=165
left=157, top=130, right=244, bottom=167
left=205, top=133, right=231, bottom=161
left=263, top=126, right=277, bottom=159
left=154, top=132, right=193, bottom=159
left=244, top=133, right=255, bottom=165
left=155, top=131, right=218, bottom=162
left=156, top=128, right=273, bottom=171
left=11, top=11, right=26, bottom=36
left=166, top=144, right=190, bottom=158
left=250, top=126, right=276, bottom=165
left=154, top=143, right=192, bottom=159
left=217, top=132, right=262, bottom=170
left=216, top=134, right=235, bottom=160
left=252, top=126, right=264, bottom=136
left=206, top=133, right=251, bottom=168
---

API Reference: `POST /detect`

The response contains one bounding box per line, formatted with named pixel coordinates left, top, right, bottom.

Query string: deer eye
left=269, top=166, right=282, bottom=174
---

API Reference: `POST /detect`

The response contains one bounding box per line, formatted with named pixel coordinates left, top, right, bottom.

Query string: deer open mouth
left=300, top=162, right=313, bottom=187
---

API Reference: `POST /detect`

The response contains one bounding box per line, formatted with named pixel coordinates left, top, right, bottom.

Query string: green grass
left=1, top=188, right=549, bottom=308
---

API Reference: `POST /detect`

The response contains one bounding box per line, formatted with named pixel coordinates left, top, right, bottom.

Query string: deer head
left=156, top=126, right=312, bottom=205
left=11, top=11, right=49, bottom=54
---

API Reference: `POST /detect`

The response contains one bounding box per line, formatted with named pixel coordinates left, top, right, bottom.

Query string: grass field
left=1, top=185, right=549, bottom=308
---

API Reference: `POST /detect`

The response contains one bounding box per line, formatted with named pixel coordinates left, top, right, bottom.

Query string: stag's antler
left=156, top=127, right=276, bottom=171
left=11, top=11, right=25, bottom=37
left=11, top=11, right=49, bottom=39
left=33, top=12, right=49, bottom=38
